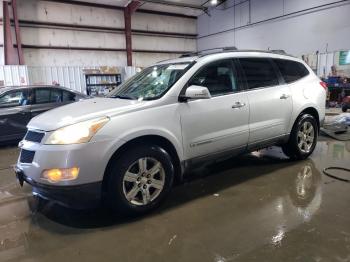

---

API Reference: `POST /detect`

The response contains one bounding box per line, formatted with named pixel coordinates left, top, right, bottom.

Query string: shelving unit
left=85, top=73, right=122, bottom=96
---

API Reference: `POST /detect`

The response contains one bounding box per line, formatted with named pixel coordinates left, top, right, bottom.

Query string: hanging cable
left=323, top=167, right=350, bottom=183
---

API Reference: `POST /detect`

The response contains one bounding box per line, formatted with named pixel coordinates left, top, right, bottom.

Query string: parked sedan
left=0, top=85, right=87, bottom=142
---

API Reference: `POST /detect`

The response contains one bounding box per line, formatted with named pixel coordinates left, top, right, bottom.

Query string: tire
left=342, top=105, right=348, bottom=112
left=104, top=145, right=174, bottom=216
left=282, top=114, right=318, bottom=160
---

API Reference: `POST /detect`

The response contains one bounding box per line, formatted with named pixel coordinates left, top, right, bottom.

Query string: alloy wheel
left=122, top=157, right=165, bottom=206
left=297, top=121, right=315, bottom=153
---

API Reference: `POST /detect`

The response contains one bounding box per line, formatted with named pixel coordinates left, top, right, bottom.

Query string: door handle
left=232, top=102, right=246, bottom=108
left=280, top=94, right=290, bottom=99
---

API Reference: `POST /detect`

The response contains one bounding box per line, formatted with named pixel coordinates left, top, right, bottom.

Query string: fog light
left=41, top=167, right=79, bottom=183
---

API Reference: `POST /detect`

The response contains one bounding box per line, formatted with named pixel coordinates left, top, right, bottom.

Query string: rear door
left=0, top=89, right=31, bottom=141
left=238, top=58, right=293, bottom=146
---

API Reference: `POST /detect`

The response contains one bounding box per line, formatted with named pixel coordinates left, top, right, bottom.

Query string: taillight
left=320, top=81, right=328, bottom=91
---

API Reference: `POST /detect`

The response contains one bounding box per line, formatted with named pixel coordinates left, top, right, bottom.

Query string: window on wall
left=273, top=59, right=309, bottom=83
left=239, top=58, right=279, bottom=89
left=189, top=59, right=238, bottom=96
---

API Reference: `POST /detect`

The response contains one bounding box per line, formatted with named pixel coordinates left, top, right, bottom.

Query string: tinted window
left=51, top=89, right=62, bottom=103
left=35, top=89, right=51, bottom=104
left=189, top=60, right=237, bottom=96
left=274, top=59, right=309, bottom=83
left=0, top=90, right=28, bottom=108
left=239, top=58, right=279, bottom=89
left=62, top=91, right=76, bottom=102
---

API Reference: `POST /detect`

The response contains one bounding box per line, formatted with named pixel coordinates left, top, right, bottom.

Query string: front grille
left=24, top=131, right=45, bottom=143
left=20, top=149, right=35, bottom=163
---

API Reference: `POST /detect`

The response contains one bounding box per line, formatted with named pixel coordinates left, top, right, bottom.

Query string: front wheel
left=282, top=114, right=318, bottom=160
left=104, top=145, right=174, bottom=216
left=342, top=105, right=348, bottom=112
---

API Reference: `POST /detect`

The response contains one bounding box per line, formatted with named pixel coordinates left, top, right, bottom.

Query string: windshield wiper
left=113, top=95, right=135, bottom=100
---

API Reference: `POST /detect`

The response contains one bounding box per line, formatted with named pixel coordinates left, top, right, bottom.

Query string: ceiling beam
left=141, top=0, right=205, bottom=10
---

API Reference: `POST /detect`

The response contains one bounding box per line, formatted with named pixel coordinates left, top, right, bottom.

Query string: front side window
left=189, top=60, right=237, bottom=96
left=273, top=59, right=309, bottom=83
left=0, top=90, right=28, bottom=108
left=107, top=63, right=192, bottom=100
left=239, top=58, right=279, bottom=89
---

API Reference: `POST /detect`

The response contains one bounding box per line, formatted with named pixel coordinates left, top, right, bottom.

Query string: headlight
left=45, top=117, right=109, bottom=145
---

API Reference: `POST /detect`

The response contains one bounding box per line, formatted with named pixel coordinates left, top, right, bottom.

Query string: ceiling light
left=210, top=0, right=218, bottom=5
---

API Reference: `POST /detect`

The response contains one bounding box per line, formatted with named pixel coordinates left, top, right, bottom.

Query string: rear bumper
left=14, top=166, right=102, bottom=209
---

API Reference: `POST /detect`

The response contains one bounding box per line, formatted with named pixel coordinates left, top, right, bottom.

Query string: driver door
left=0, top=89, right=31, bottom=141
left=179, top=59, right=250, bottom=160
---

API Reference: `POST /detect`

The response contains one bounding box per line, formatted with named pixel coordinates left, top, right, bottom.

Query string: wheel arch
left=298, top=107, right=320, bottom=130
left=102, top=135, right=183, bottom=194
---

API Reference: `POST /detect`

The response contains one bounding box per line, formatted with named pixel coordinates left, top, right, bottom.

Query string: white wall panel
left=133, top=53, right=179, bottom=68
left=234, top=1, right=250, bottom=28
left=21, top=27, right=125, bottom=49
left=17, top=0, right=124, bottom=28
left=24, top=49, right=127, bottom=67
left=284, top=0, right=337, bottom=13
left=197, top=1, right=350, bottom=56
left=132, top=35, right=196, bottom=52
left=132, top=13, right=196, bottom=34
left=250, top=0, right=283, bottom=22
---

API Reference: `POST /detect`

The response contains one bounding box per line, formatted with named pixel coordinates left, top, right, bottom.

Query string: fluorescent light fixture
left=210, top=0, right=218, bottom=5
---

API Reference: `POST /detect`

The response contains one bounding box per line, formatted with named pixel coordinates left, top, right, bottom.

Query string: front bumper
left=15, top=166, right=102, bottom=209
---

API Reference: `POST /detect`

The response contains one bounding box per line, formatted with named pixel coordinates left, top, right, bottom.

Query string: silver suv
left=15, top=49, right=326, bottom=215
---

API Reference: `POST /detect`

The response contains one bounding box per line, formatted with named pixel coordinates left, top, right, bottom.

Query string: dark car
left=0, top=85, right=87, bottom=142
left=342, top=96, right=350, bottom=112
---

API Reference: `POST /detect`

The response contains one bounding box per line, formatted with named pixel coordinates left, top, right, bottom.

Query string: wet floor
left=0, top=137, right=349, bottom=262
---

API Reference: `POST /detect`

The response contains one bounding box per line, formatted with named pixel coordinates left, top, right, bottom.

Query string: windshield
left=108, top=63, right=192, bottom=100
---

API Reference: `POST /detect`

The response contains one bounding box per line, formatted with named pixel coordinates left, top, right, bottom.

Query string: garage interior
left=0, top=0, right=350, bottom=261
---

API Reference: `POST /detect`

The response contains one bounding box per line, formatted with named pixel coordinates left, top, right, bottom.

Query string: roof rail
left=270, top=49, right=287, bottom=55
left=179, top=46, right=238, bottom=58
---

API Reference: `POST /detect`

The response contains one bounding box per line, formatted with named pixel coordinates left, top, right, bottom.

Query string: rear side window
left=239, top=58, right=279, bottom=89
left=35, top=89, right=51, bottom=104
left=274, top=59, right=309, bottom=83
left=50, top=89, right=63, bottom=103
left=62, top=91, right=76, bottom=102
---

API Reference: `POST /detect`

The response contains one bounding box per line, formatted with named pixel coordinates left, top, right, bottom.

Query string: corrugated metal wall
left=0, top=65, right=135, bottom=93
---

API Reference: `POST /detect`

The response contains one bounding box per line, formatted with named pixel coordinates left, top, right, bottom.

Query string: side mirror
left=180, top=85, right=211, bottom=102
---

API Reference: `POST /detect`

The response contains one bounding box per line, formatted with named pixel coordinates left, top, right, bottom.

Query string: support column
left=12, top=0, right=24, bottom=64
left=124, top=1, right=141, bottom=66
left=3, top=1, right=18, bottom=65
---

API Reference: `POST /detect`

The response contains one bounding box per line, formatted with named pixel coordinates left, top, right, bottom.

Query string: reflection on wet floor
left=0, top=138, right=349, bottom=262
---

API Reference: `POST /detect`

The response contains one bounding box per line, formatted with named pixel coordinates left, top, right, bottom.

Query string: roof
left=0, top=85, right=85, bottom=95
left=157, top=48, right=299, bottom=65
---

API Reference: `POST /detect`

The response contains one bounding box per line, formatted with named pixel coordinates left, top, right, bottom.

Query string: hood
left=28, top=97, right=148, bottom=131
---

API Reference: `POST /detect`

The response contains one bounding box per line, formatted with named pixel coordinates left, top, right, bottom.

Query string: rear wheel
left=282, top=114, right=318, bottom=160
left=104, top=145, right=174, bottom=216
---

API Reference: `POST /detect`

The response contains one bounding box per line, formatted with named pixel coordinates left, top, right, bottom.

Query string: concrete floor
left=0, top=137, right=349, bottom=262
